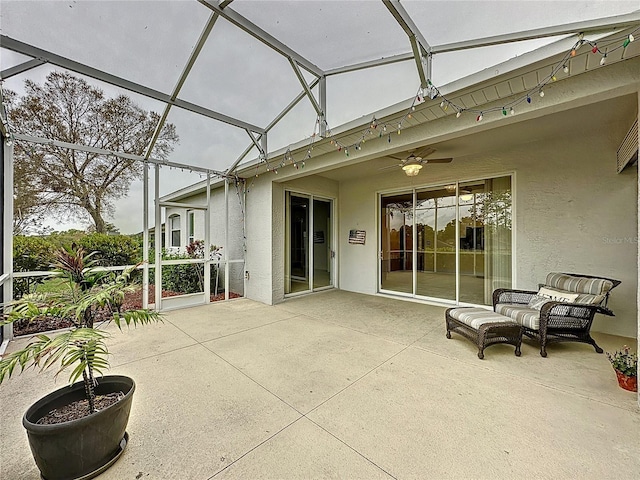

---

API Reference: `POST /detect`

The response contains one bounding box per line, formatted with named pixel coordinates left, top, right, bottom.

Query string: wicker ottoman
left=445, top=307, right=523, bottom=359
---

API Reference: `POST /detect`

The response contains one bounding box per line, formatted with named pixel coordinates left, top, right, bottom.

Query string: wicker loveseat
left=492, top=273, right=621, bottom=357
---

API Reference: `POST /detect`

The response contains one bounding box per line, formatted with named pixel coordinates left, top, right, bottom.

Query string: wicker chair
left=492, top=273, right=621, bottom=357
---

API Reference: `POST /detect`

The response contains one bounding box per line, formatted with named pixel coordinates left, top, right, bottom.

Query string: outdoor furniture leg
left=477, top=328, right=486, bottom=359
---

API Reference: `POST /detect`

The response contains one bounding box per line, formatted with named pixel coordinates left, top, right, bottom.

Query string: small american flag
left=349, top=229, right=366, bottom=245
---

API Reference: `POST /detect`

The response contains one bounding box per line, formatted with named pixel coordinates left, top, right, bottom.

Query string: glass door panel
left=312, top=198, right=332, bottom=289
left=458, top=182, right=486, bottom=304
left=285, top=193, right=310, bottom=294
left=458, top=177, right=512, bottom=304
left=415, top=187, right=456, bottom=301
left=380, top=193, right=413, bottom=294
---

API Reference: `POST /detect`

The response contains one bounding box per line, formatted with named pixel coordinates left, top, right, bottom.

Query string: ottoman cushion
left=448, top=307, right=516, bottom=329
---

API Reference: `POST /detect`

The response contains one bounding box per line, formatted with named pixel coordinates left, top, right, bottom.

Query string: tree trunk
left=82, top=368, right=97, bottom=414
left=85, top=204, right=106, bottom=233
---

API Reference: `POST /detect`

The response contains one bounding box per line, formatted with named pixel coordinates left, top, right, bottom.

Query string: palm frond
left=0, top=329, right=111, bottom=385
left=113, top=309, right=163, bottom=330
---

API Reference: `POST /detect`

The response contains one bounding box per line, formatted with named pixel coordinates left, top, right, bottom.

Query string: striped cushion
left=495, top=304, right=541, bottom=330
left=574, top=293, right=605, bottom=305
left=545, top=273, right=613, bottom=295
left=449, top=307, right=514, bottom=330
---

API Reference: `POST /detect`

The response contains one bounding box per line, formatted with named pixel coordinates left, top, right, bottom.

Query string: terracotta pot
left=614, top=370, right=638, bottom=392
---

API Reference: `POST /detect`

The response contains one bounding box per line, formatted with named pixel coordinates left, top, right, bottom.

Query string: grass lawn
left=34, top=276, right=71, bottom=294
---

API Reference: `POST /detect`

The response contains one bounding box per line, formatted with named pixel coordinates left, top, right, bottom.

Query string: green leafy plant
left=606, top=346, right=638, bottom=377
left=78, top=233, right=141, bottom=267
left=0, top=245, right=162, bottom=414
left=12, top=235, right=56, bottom=299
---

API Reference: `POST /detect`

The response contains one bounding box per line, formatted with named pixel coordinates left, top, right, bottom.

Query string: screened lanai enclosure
left=1, top=1, right=639, bottom=348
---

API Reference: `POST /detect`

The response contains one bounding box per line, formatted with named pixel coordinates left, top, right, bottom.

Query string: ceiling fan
left=380, top=146, right=453, bottom=176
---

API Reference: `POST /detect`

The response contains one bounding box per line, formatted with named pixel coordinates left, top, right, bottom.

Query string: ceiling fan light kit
left=402, top=162, right=423, bottom=176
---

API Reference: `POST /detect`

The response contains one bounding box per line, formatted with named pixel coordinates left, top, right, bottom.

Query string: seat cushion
left=545, top=273, right=614, bottom=295
left=448, top=307, right=514, bottom=330
left=495, top=304, right=541, bottom=330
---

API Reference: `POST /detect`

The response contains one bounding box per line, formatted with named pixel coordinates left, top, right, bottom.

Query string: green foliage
left=607, top=346, right=638, bottom=377
left=78, top=233, right=140, bottom=267
left=47, top=230, right=87, bottom=249
left=13, top=235, right=56, bottom=299
left=0, top=245, right=162, bottom=414
left=160, top=242, right=221, bottom=294
left=161, top=252, right=204, bottom=294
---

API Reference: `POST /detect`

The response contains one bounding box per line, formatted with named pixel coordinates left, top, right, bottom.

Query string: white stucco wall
left=244, top=175, right=275, bottom=304
left=337, top=123, right=638, bottom=337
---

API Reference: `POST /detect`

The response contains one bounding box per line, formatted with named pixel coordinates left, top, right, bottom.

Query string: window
left=170, top=215, right=181, bottom=248
left=380, top=175, right=512, bottom=305
left=188, top=211, right=195, bottom=245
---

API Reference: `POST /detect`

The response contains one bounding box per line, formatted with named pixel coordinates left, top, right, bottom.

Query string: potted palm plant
left=0, top=245, right=162, bottom=480
left=606, top=346, right=638, bottom=392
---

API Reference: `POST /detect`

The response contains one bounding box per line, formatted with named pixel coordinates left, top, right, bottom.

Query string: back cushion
left=545, top=273, right=614, bottom=295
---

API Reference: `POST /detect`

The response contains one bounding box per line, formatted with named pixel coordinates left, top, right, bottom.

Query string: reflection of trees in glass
left=469, top=191, right=512, bottom=230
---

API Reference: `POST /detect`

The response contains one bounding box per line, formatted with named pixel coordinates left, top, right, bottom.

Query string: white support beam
left=383, top=0, right=431, bottom=87
left=12, top=133, right=225, bottom=176
left=431, top=12, right=640, bottom=54
left=198, top=0, right=324, bottom=77
left=224, top=177, right=229, bottom=300
left=0, top=35, right=266, bottom=135
left=154, top=165, right=162, bottom=311
left=159, top=201, right=209, bottom=210
left=324, top=52, right=414, bottom=76
left=0, top=58, right=46, bottom=80
left=245, top=129, right=265, bottom=156
left=204, top=173, right=211, bottom=304
left=289, top=58, right=322, bottom=116
left=227, top=140, right=260, bottom=175
left=266, top=77, right=321, bottom=131
left=319, top=76, right=327, bottom=137
left=2, top=139, right=14, bottom=343
left=0, top=86, right=8, bottom=137
left=142, top=164, right=149, bottom=309
left=227, top=76, right=321, bottom=175
left=260, top=135, right=268, bottom=162
left=409, top=35, right=428, bottom=89
left=145, top=12, right=219, bottom=159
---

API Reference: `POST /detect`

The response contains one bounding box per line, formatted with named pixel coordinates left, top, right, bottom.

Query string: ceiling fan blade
left=424, top=157, right=453, bottom=164
left=415, top=146, right=437, bottom=158
left=386, top=154, right=404, bottom=161
left=378, top=163, right=402, bottom=171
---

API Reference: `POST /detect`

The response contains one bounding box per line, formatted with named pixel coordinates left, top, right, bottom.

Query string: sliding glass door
left=285, top=192, right=333, bottom=295
left=379, top=176, right=512, bottom=306
left=415, top=186, right=456, bottom=301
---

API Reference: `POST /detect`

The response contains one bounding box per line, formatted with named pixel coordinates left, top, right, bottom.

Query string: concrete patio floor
left=1, top=290, right=638, bottom=479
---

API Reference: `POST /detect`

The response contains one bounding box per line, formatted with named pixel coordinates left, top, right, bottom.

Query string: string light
left=250, top=26, right=638, bottom=178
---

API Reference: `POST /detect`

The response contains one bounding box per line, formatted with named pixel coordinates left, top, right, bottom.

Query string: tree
left=7, top=72, right=178, bottom=233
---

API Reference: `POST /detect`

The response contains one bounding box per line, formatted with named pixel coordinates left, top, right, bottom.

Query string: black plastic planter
left=23, top=375, right=135, bottom=480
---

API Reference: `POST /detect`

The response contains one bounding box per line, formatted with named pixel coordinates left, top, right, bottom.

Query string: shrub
left=12, top=236, right=56, bottom=298
left=160, top=242, right=221, bottom=295
left=78, top=233, right=140, bottom=267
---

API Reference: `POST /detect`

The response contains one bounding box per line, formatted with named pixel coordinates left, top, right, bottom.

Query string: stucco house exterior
left=162, top=31, right=639, bottom=339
